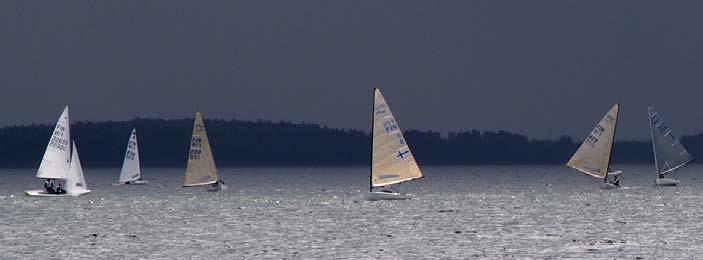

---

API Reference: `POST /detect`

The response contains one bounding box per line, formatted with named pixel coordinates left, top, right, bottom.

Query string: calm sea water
left=0, top=165, right=702, bottom=259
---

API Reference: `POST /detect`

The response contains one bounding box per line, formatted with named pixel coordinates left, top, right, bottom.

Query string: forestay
left=119, top=129, right=141, bottom=183
left=648, top=105, right=693, bottom=175
left=36, top=106, right=71, bottom=180
left=371, top=88, right=422, bottom=187
left=184, top=112, right=219, bottom=186
left=567, top=104, right=619, bottom=178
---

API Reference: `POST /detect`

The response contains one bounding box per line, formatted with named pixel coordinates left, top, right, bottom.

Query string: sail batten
left=184, top=112, right=219, bottom=187
left=119, top=129, right=141, bottom=183
left=370, top=88, right=422, bottom=187
left=648, top=105, right=693, bottom=175
left=567, top=104, right=620, bottom=178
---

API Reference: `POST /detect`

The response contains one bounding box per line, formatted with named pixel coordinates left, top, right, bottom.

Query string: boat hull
left=114, top=180, right=149, bottom=185
left=600, top=183, right=620, bottom=190
left=655, top=178, right=680, bottom=186
left=364, top=192, right=412, bottom=201
left=24, top=189, right=91, bottom=197
left=207, top=183, right=227, bottom=192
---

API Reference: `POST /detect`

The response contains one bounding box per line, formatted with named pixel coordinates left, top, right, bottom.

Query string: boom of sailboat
left=23, top=94, right=697, bottom=198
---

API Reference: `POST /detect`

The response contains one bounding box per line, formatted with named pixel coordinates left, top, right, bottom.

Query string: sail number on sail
left=650, top=113, right=679, bottom=144
left=189, top=137, right=203, bottom=160
left=125, top=140, right=137, bottom=160
left=49, top=125, right=69, bottom=151
left=585, top=124, right=605, bottom=148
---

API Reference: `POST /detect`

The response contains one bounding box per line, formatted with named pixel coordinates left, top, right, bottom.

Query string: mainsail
left=183, top=112, right=219, bottom=186
left=66, top=142, right=88, bottom=195
left=119, top=128, right=141, bottom=183
left=36, top=106, right=71, bottom=180
left=567, top=104, right=620, bottom=178
left=648, top=105, right=693, bottom=175
left=371, top=88, right=422, bottom=188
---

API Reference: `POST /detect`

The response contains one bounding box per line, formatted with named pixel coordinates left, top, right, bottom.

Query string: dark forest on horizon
left=0, top=118, right=701, bottom=168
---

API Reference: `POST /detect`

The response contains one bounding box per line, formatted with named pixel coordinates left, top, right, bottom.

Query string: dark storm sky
left=2, top=1, right=702, bottom=140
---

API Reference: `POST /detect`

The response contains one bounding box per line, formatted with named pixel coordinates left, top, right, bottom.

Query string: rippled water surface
left=1, top=165, right=702, bottom=259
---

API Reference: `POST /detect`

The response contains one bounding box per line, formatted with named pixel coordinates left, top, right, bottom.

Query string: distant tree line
left=0, top=118, right=701, bottom=167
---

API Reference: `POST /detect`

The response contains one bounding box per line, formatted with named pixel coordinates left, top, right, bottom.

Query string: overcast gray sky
left=1, top=1, right=702, bottom=140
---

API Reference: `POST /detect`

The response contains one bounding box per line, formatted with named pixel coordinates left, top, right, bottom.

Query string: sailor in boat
left=210, top=179, right=225, bottom=189
left=55, top=183, right=66, bottom=194
left=379, top=185, right=399, bottom=194
left=44, top=179, right=56, bottom=194
left=611, top=175, right=620, bottom=187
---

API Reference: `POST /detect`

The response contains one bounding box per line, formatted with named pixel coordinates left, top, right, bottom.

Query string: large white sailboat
left=116, top=128, right=147, bottom=185
left=183, top=111, right=226, bottom=191
left=649, top=105, right=694, bottom=186
left=25, top=106, right=91, bottom=196
left=567, top=104, right=622, bottom=189
left=364, top=88, right=423, bottom=201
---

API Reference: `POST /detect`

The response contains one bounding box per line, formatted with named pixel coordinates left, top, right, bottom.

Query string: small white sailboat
left=116, top=128, right=147, bottom=185
left=25, top=106, right=90, bottom=196
left=649, top=105, right=693, bottom=186
left=567, top=104, right=622, bottom=189
left=364, top=88, right=423, bottom=201
left=183, top=111, right=226, bottom=192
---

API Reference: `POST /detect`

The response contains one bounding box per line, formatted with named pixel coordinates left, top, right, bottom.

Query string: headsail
left=371, top=88, right=422, bottom=187
left=567, top=104, right=620, bottom=178
left=66, top=142, right=88, bottom=195
left=184, top=112, right=219, bottom=186
left=36, top=106, right=71, bottom=180
left=119, top=128, right=141, bottom=183
left=648, top=105, right=693, bottom=175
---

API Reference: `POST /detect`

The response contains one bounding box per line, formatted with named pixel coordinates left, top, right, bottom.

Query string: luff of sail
left=119, top=129, right=141, bottom=183
left=648, top=105, right=693, bottom=175
left=66, top=142, right=88, bottom=195
left=567, top=104, right=619, bottom=178
left=37, top=105, right=71, bottom=180
left=371, top=88, right=422, bottom=187
left=183, top=112, right=219, bottom=186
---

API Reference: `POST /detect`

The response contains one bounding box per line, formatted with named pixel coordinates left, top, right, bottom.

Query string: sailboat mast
left=369, top=88, right=376, bottom=192
left=604, top=103, right=620, bottom=182
left=648, top=105, right=660, bottom=175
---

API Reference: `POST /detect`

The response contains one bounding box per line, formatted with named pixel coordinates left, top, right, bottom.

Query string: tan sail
left=567, top=104, right=620, bottom=178
left=184, top=112, right=219, bottom=186
left=371, top=88, right=422, bottom=187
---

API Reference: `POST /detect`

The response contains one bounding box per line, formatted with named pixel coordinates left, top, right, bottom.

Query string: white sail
left=184, top=112, right=219, bottom=186
left=567, top=104, right=620, bottom=178
left=36, top=106, right=71, bottom=180
left=66, top=142, right=88, bottom=195
left=648, top=105, right=693, bottom=175
left=118, top=128, right=141, bottom=183
left=371, top=88, right=422, bottom=187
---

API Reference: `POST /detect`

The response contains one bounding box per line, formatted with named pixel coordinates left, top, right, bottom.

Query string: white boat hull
left=600, top=183, right=620, bottom=190
left=114, top=180, right=149, bottom=185
left=655, top=178, right=680, bottom=186
left=207, top=183, right=227, bottom=192
left=24, top=189, right=91, bottom=197
left=364, top=192, right=412, bottom=201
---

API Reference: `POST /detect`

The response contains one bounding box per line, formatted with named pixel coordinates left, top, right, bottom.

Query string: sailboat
left=25, top=106, right=91, bottom=196
left=649, top=105, right=694, bottom=186
left=567, top=104, right=622, bottom=189
left=183, top=111, right=226, bottom=191
left=116, top=128, right=148, bottom=185
left=364, top=88, right=423, bottom=201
